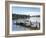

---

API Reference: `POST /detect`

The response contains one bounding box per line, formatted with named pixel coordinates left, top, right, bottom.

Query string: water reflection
left=12, top=17, right=40, bottom=31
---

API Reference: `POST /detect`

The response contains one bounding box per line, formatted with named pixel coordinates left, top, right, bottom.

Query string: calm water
left=12, top=17, right=40, bottom=31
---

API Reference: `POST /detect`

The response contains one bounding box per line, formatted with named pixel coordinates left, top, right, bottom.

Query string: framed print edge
left=5, top=1, right=45, bottom=37
left=5, top=1, right=9, bottom=37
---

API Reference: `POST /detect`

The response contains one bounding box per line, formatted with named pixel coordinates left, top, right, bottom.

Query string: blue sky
left=12, top=6, right=40, bottom=15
